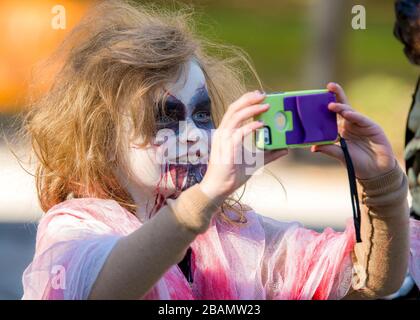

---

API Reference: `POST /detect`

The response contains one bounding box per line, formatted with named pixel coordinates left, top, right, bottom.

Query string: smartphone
left=254, top=89, right=338, bottom=150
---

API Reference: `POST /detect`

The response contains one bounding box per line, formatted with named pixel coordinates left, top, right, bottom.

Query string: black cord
left=177, top=247, right=193, bottom=284
left=410, top=208, right=420, bottom=221
left=339, top=136, right=362, bottom=243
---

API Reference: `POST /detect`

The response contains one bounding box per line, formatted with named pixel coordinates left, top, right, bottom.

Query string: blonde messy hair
left=21, top=0, right=262, bottom=225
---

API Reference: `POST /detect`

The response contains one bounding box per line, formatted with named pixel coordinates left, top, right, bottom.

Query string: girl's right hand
left=199, top=90, right=289, bottom=206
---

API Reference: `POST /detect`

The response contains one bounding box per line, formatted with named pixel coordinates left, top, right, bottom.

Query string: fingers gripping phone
left=254, top=89, right=338, bottom=150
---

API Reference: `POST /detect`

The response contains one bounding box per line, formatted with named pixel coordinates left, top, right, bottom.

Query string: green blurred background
left=0, top=0, right=418, bottom=299
left=181, top=0, right=418, bottom=157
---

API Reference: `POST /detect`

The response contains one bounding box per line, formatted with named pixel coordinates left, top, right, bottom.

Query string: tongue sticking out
left=168, top=164, right=207, bottom=193
left=169, top=164, right=188, bottom=191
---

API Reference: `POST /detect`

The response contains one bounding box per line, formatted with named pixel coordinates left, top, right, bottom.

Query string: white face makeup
left=123, top=59, right=213, bottom=216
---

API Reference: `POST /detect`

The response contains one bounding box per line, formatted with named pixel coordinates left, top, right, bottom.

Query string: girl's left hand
left=311, top=82, right=396, bottom=180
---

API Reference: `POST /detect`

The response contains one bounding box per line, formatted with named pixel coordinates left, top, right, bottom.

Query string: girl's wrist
left=357, top=159, right=399, bottom=186
left=166, top=183, right=221, bottom=235
left=356, top=158, right=397, bottom=181
left=357, top=161, right=408, bottom=214
left=198, top=181, right=227, bottom=208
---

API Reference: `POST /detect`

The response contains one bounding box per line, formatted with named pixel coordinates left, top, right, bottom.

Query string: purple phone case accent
left=284, top=92, right=337, bottom=145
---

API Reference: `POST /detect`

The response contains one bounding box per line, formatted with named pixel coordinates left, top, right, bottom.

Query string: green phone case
left=254, top=89, right=339, bottom=150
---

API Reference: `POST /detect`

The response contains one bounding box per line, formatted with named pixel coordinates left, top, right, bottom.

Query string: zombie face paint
left=155, top=60, right=214, bottom=197
left=123, top=59, right=213, bottom=217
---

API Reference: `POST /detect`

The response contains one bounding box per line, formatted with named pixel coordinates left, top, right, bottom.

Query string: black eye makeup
left=190, top=88, right=214, bottom=130
left=155, top=96, right=185, bottom=133
left=154, top=86, right=214, bottom=134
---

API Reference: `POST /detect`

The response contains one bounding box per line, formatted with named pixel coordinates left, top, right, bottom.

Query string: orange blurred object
left=0, top=0, right=92, bottom=113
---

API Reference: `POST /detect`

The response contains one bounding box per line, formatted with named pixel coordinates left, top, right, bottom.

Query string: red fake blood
left=169, top=164, right=188, bottom=192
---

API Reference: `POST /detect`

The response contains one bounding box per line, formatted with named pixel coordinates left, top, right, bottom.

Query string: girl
left=21, top=0, right=409, bottom=300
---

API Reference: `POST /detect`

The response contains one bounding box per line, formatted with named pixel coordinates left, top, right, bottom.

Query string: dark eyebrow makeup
left=154, top=94, right=185, bottom=134
left=154, top=85, right=214, bottom=134
left=190, top=86, right=211, bottom=110
left=189, top=86, right=213, bottom=130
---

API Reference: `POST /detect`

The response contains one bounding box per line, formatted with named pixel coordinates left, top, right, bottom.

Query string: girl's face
left=126, top=59, right=214, bottom=201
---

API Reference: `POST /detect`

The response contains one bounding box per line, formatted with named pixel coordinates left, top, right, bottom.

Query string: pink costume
left=410, top=218, right=420, bottom=288
left=22, top=197, right=356, bottom=300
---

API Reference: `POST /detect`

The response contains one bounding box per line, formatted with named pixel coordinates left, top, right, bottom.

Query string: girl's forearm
left=88, top=184, right=219, bottom=300
left=344, top=161, right=410, bottom=299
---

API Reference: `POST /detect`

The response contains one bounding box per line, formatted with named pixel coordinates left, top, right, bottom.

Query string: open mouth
left=168, top=163, right=207, bottom=193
